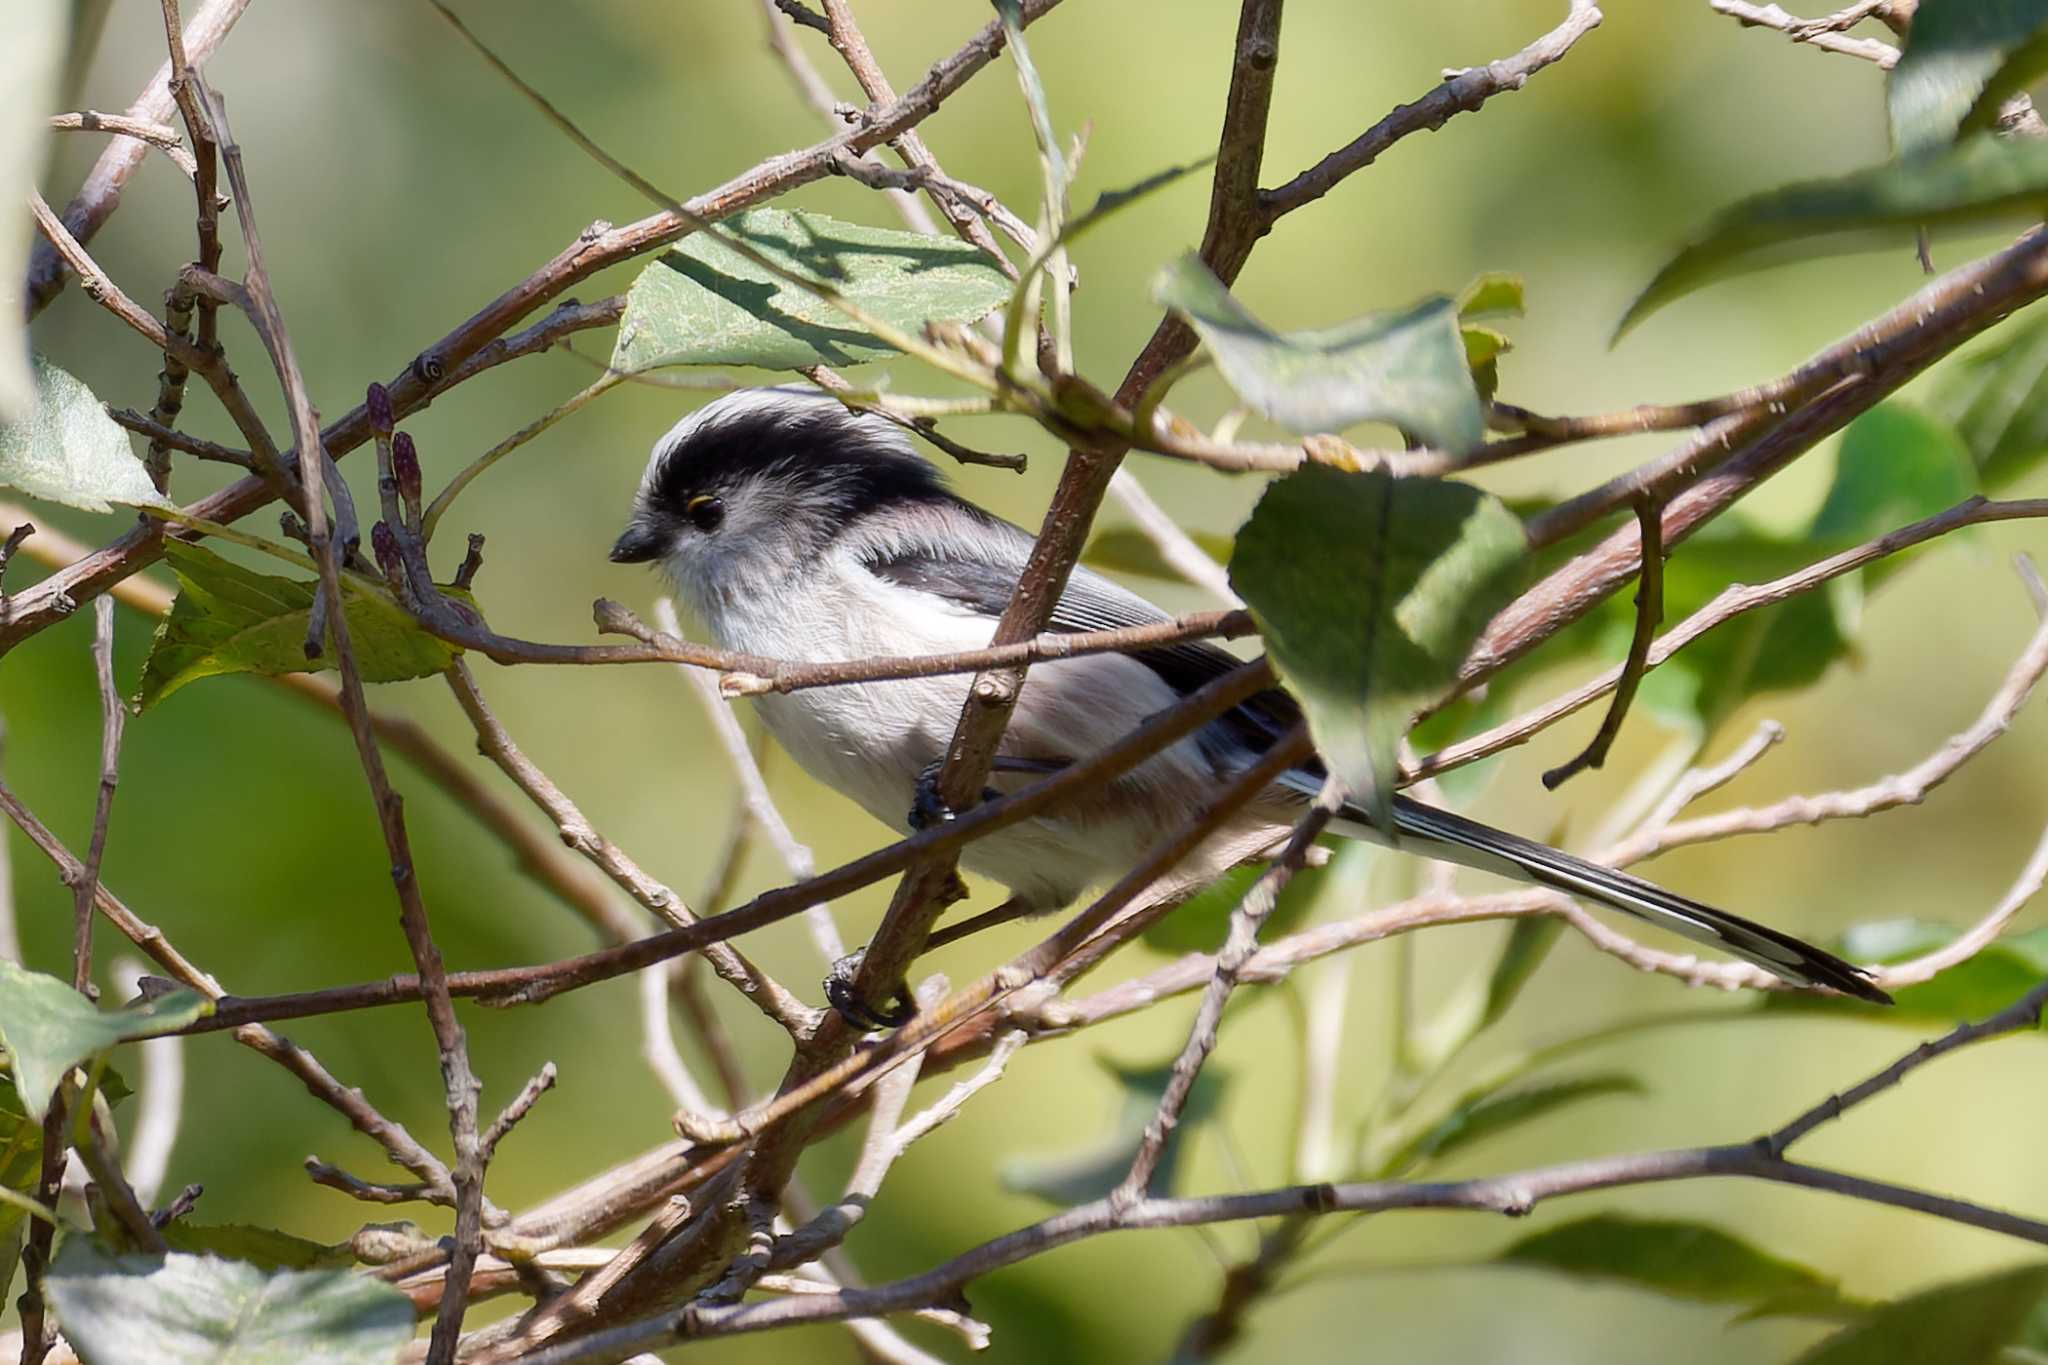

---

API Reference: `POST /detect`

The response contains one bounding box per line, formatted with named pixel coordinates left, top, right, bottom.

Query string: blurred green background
left=9, top=1, right=2048, bottom=1360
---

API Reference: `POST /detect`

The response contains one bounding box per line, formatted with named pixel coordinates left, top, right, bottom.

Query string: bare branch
left=1709, top=1, right=1901, bottom=67
left=1541, top=496, right=1664, bottom=789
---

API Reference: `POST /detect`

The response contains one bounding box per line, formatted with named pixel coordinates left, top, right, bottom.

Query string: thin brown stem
left=1541, top=495, right=1664, bottom=788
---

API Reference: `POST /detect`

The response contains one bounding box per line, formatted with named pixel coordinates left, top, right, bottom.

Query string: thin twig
left=71, top=598, right=123, bottom=998
left=1709, top=0, right=1901, bottom=67
left=24, top=0, right=252, bottom=314
left=110, top=958, right=182, bottom=1207
left=1541, top=495, right=1664, bottom=789
left=1115, top=780, right=1343, bottom=1205
left=46, top=112, right=196, bottom=178
left=482, top=1064, right=559, bottom=1161
left=443, top=660, right=818, bottom=1036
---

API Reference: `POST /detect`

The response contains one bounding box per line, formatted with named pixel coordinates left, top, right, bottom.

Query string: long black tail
left=1336, top=795, right=1890, bottom=1004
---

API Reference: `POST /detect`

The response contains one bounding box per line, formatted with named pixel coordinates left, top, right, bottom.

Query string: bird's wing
left=860, top=500, right=1300, bottom=753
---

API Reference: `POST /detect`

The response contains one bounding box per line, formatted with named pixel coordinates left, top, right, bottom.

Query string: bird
left=610, top=388, right=1888, bottom=1022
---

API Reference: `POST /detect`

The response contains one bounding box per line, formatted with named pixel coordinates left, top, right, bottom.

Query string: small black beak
left=609, top=524, right=663, bottom=564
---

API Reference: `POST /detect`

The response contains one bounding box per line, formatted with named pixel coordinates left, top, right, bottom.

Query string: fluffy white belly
left=691, top=555, right=1227, bottom=910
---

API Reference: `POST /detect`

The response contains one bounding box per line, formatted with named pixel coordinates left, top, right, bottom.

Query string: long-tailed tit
left=612, top=389, right=1887, bottom=1020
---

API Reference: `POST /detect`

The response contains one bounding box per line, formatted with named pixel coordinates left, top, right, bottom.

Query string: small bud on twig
left=371, top=520, right=404, bottom=588
left=365, top=381, right=394, bottom=437
left=454, top=533, right=486, bottom=591
left=393, top=431, right=422, bottom=524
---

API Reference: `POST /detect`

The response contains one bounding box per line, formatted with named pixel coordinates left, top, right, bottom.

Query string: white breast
left=678, top=544, right=1229, bottom=910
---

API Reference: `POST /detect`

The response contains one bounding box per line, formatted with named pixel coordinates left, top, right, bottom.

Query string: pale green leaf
left=1888, top=0, right=2048, bottom=156
left=136, top=541, right=468, bottom=711
left=1499, top=1214, right=1861, bottom=1317
left=1156, top=255, right=1485, bottom=452
left=0, top=962, right=208, bottom=1120
left=1481, top=917, right=1567, bottom=1029
left=1929, top=309, right=2048, bottom=488
left=610, top=207, right=1012, bottom=372
left=47, top=1240, right=415, bottom=1365
left=0, top=357, right=167, bottom=512
left=1456, top=272, right=1526, bottom=319
left=1792, top=1263, right=2048, bottom=1364
left=1384, top=1074, right=1641, bottom=1175
left=1228, top=465, right=1525, bottom=823
left=1619, top=135, right=2048, bottom=338
left=157, top=1223, right=351, bottom=1273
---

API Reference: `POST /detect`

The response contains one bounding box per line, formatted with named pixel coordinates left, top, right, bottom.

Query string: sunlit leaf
left=1456, top=272, right=1526, bottom=320
left=136, top=541, right=470, bottom=711
left=1498, top=1214, right=1861, bottom=1317
left=1764, top=922, right=2048, bottom=1023
left=1228, top=465, right=1525, bottom=823
left=0, top=1071, right=44, bottom=1310
left=1618, top=134, right=2048, bottom=338
left=0, top=357, right=167, bottom=513
left=1081, top=526, right=1232, bottom=585
left=1156, top=255, right=1485, bottom=452
left=0, top=962, right=208, bottom=1121
left=1383, top=1073, right=1641, bottom=1175
left=47, top=1240, right=415, bottom=1365
left=1888, top=0, right=2048, bottom=156
left=1791, top=1262, right=2048, bottom=1364
left=0, top=5, right=66, bottom=421
left=1001, top=1057, right=1226, bottom=1204
left=610, top=207, right=1012, bottom=372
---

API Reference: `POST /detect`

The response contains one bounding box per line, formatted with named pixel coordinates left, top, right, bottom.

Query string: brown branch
left=23, top=0, right=252, bottom=315
left=444, top=660, right=819, bottom=1038
left=108, top=408, right=255, bottom=471
left=1410, top=496, right=2048, bottom=785
left=172, top=658, right=1276, bottom=1034
left=1541, top=496, right=1663, bottom=789
left=72, top=598, right=124, bottom=998
left=1258, top=2, right=1604, bottom=221
left=46, top=112, right=196, bottom=178
left=200, top=80, right=482, bottom=1362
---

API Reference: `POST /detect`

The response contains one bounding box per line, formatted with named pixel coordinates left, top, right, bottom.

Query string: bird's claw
left=823, top=948, right=916, bottom=1031
left=907, top=758, right=999, bottom=831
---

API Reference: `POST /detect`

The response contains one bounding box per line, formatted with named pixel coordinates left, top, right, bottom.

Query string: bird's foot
left=907, top=759, right=1000, bottom=831
left=823, top=948, right=916, bottom=1031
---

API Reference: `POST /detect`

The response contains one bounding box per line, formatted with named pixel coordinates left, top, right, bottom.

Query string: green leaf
left=1155, top=255, right=1485, bottom=453
left=136, top=541, right=468, bottom=711
left=0, top=7, right=66, bottom=421
left=1497, top=1214, right=1861, bottom=1317
left=1384, top=1073, right=1641, bottom=1175
left=610, top=207, right=1012, bottom=372
left=1080, top=526, right=1232, bottom=584
left=1456, top=272, right=1526, bottom=320
left=1481, top=917, right=1567, bottom=1030
left=46, top=1240, right=415, bottom=1365
left=157, top=1224, right=351, bottom=1273
left=1791, top=1263, right=2048, bottom=1364
left=1228, top=465, right=1525, bottom=822
left=1888, top=0, right=2048, bottom=156
left=0, top=1070, right=43, bottom=1309
left=0, top=357, right=168, bottom=513
left=1002, top=1057, right=1226, bottom=1204
left=1619, top=134, right=2048, bottom=339
left=1142, top=860, right=1326, bottom=956
left=1764, top=922, right=2048, bottom=1023
left=1814, top=404, right=1977, bottom=545
left=1929, top=308, right=2048, bottom=488
left=1459, top=325, right=1513, bottom=371
left=0, top=962, right=209, bottom=1121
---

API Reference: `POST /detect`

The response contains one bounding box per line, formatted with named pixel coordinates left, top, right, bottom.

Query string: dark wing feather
left=861, top=500, right=1301, bottom=756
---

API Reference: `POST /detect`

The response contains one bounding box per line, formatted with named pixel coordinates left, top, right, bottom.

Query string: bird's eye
left=685, top=494, right=725, bottom=533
